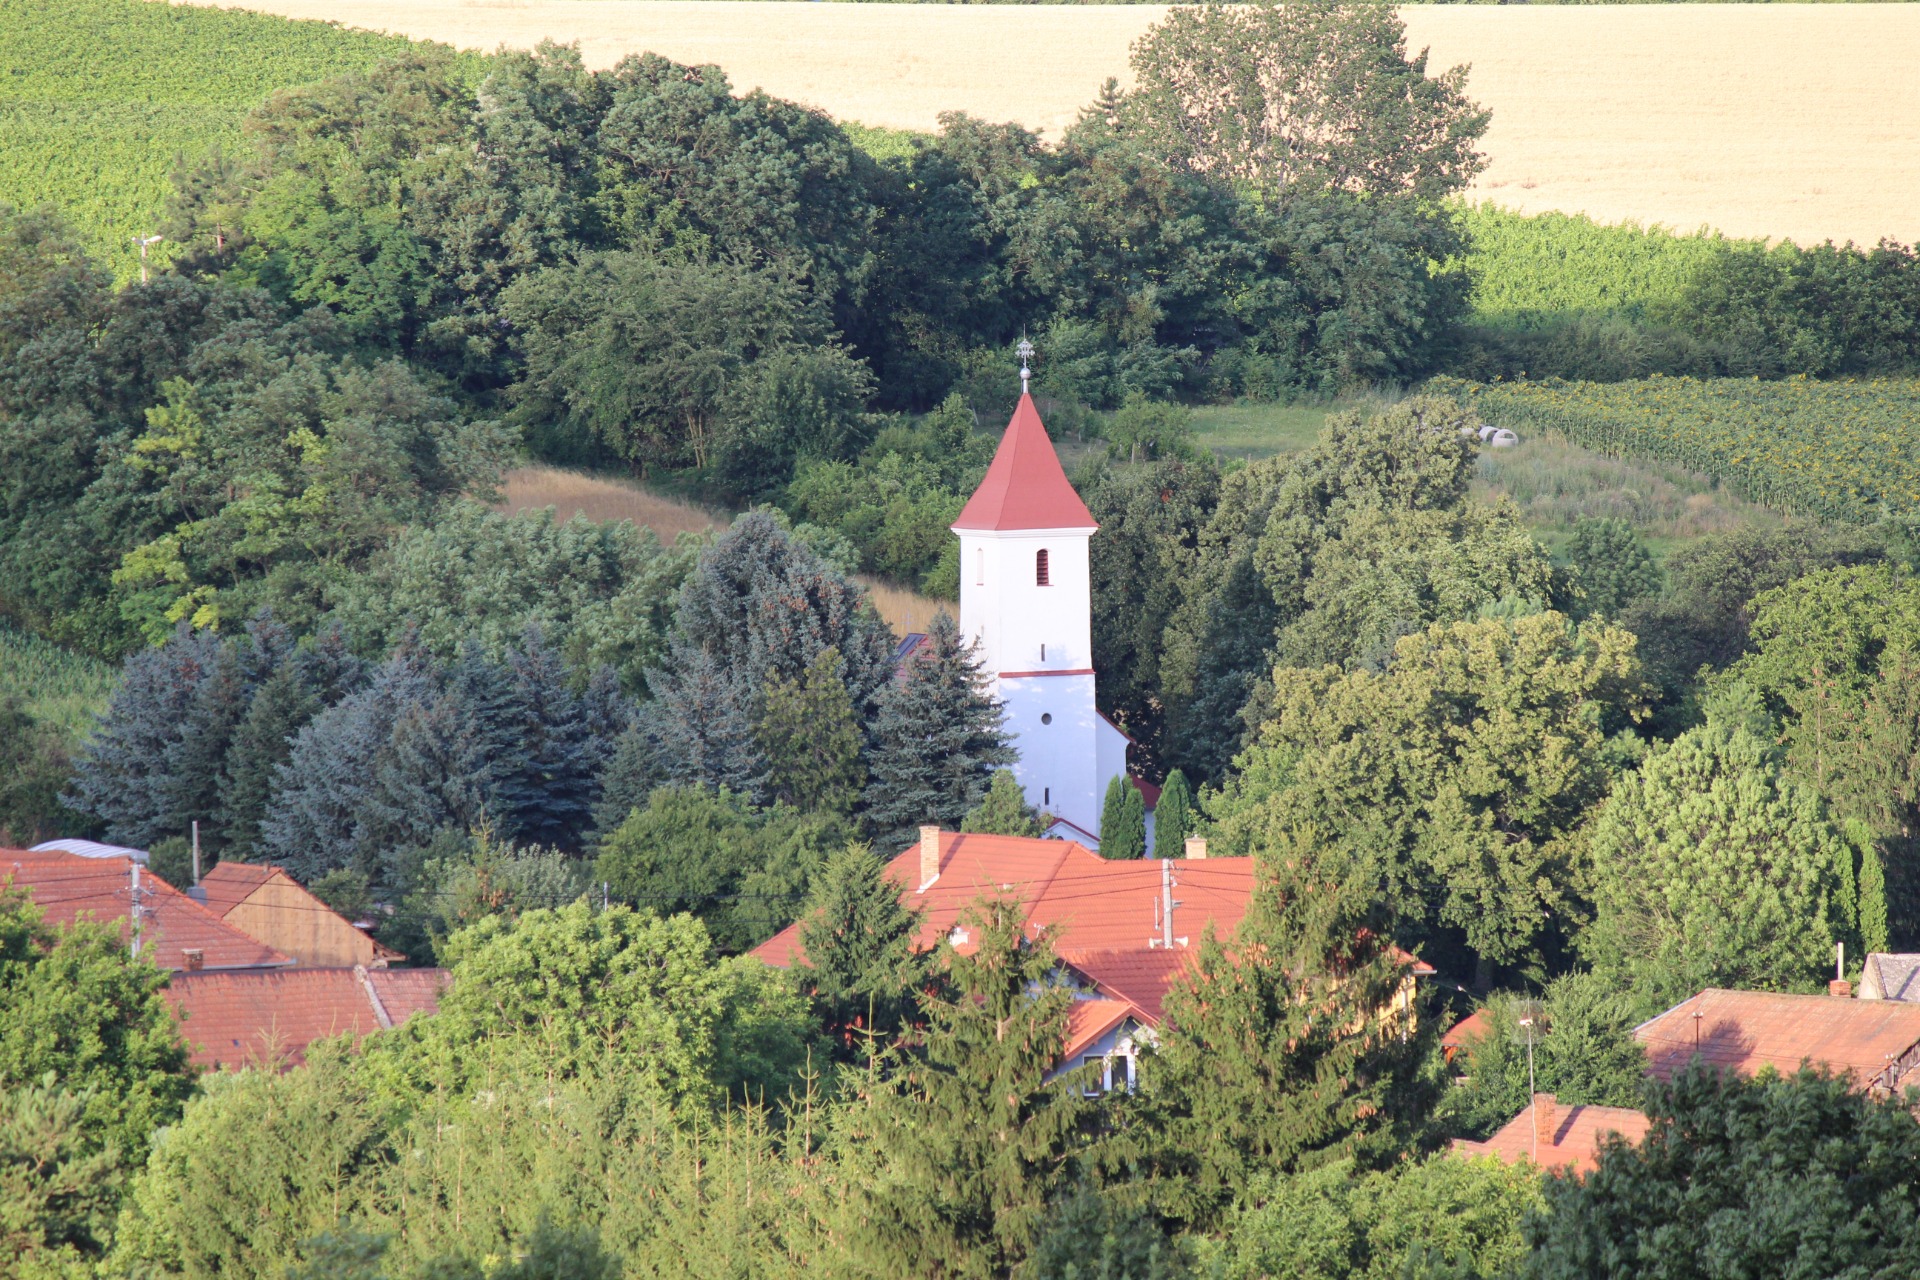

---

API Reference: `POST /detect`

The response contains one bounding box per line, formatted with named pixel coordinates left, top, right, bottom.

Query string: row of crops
left=1435, top=374, right=1920, bottom=525
left=0, top=622, right=117, bottom=738
left=1455, top=204, right=1747, bottom=329
left=0, top=0, right=459, bottom=277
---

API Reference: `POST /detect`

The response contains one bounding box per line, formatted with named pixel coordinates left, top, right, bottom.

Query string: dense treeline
left=11, top=2, right=1920, bottom=1274
left=1459, top=206, right=1920, bottom=382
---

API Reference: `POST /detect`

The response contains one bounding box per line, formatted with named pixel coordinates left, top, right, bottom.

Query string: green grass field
left=0, top=622, right=118, bottom=739
left=1189, top=402, right=1336, bottom=460
left=0, top=0, right=457, bottom=277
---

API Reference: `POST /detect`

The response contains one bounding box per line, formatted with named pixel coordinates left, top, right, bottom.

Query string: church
left=947, top=380, right=1144, bottom=850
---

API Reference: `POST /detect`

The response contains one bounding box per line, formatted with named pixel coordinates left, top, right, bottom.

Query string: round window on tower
left=1041, top=713, right=1053, bottom=725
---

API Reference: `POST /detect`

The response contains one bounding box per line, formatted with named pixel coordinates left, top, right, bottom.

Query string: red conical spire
left=951, top=394, right=1098, bottom=533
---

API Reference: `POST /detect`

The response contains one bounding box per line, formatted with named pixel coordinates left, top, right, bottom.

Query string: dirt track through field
left=181, top=1, right=1919, bottom=246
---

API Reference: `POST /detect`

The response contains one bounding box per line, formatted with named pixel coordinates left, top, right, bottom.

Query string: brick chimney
left=1830, top=978, right=1854, bottom=998
left=181, top=948, right=205, bottom=972
left=919, top=826, right=942, bottom=890
left=1532, top=1093, right=1558, bottom=1149
left=1184, top=836, right=1208, bottom=860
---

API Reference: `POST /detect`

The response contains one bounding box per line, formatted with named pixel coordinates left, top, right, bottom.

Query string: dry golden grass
left=498, top=466, right=949, bottom=636
left=185, top=0, right=1920, bottom=246
left=859, top=577, right=953, bottom=637
left=499, top=465, right=723, bottom=539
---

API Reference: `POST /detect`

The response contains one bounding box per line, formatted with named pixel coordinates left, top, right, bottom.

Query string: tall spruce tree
left=1152, top=769, right=1193, bottom=859
left=755, top=647, right=865, bottom=815
left=66, top=624, right=226, bottom=848
left=645, top=510, right=895, bottom=797
left=961, top=770, right=1045, bottom=837
left=216, top=624, right=366, bottom=861
left=840, top=896, right=1095, bottom=1275
left=1141, top=837, right=1442, bottom=1229
left=797, top=843, right=926, bottom=1051
left=1099, top=774, right=1147, bottom=860
left=862, top=611, right=1014, bottom=851
left=260, top=643, right=440, bottom=882
left=159, top=637, right=255, bottom=852
left=499, top=626, right=614, bottom=848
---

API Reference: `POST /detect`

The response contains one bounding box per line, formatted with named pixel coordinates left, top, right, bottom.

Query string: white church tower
left=951, top=357, right=1132, bottom=847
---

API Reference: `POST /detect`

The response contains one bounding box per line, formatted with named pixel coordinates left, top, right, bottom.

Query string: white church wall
left=1000, top=671, right=1103, bottom=838
left=957, top=529, right=1094, bottom=678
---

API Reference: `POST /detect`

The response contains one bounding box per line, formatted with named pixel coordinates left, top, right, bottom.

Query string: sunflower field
left=1433, top=374, right=1920, bottom=525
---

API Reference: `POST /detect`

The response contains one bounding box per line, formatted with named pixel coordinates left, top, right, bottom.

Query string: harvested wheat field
left=500, top=466, right=724, bottom=539
left=499, top=466, right=949, bottom=636
left=185, top=0, right=1919, bottom=245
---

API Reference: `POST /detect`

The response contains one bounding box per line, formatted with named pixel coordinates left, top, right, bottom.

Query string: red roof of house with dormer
left=2, top=849, right=288, bottom=972
left=952, top=394, right=1098, bottom=533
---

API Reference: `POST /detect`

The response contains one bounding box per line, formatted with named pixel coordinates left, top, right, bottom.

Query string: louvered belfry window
left=1036, top=548, right=1051, bottom=586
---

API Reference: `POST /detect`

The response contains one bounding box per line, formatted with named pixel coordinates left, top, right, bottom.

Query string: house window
left=1082, top=1055, right=1110, bottom=1096
left=1036, top=549, right=1050, bottom=586
left=976, top=547, right=984, bottom=586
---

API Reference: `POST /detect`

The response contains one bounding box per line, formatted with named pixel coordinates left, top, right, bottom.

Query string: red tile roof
left=366, top=968, right=447, bottom=1024
left=2, top=849, right=288, bottom=971
left=1058, top=948, right=1197, bottom=1025
left=1635, top=988, right=1920, bottom=1093
left=164, top=966, right=446, bottom=1071
left=1063, top=998, right=1139, bottom=1062
left=195, top=861, right=278, bottom=916
left=1442, top=1008, right=1495, bottom=1060
left=750, top=833, right=1258, bottom=968
left=1453, top=1095, right=1651, bottom=1176
left=951, top=394, right=1097, bottom=533
left=1030, top=856, right=1257, bottom=953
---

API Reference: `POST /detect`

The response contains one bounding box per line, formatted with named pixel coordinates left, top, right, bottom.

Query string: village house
left=1633, top=986, right=1920, bottom=1098
left=191, top=860, right=404, bottom=969
left=752, top=826, right=1434, bottom=1086
left=2, top=848, right=288, bottom=972
left=2, top=848, right=443, bottom=1072
left=1451, top=978, right=1920, bottom=1176
left=1453, top=1094, right=1652, bottom=1177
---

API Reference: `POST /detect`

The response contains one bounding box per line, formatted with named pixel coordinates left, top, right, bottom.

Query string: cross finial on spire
left=1017, top=337, right=1034, bottom=395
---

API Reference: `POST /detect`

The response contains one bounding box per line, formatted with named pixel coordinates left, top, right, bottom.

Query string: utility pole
left=1520, top=1014, right=1538, bottom=1163
left=1150, top=858, right=1182, bottom=949
left=133, top=234, right=163, bottom=285
left=129, top=858, right=143, bottom=960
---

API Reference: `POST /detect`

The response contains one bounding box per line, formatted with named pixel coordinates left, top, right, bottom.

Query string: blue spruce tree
left=645, top=510, right=895, bottom=797
left=862, top=611, right=1014, bottom=851
left=66, top=624, right=225, bottom=848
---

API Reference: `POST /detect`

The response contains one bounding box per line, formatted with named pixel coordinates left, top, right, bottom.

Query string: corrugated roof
left=951, top=394, right=1097, bottom=533
left=1635, top=988, right=1920, bottom=1091
left=29, top=838, right=150, bottom=864
left=1453, top=1096, right=1651, bottom=1176
left=2, top=849, right=288, bottom=971
left=164, top=965, right=446, bottom=1072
